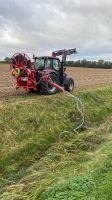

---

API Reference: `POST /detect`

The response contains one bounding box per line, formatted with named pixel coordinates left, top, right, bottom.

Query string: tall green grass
left=0, top=86, right=112, bottom=199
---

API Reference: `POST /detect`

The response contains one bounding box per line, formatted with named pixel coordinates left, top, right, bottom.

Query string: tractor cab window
left=34, top=58, right=44, bottom=70
left=53, top=59, right=60, bottom=70
left=45, top=59, right=52, bottom=68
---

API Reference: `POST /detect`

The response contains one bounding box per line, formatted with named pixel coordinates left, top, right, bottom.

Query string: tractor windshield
left=34, top=58, right=45, bottom=70
left=34, top=58, right=52, bottom=70
left=45, top=59, right=52, bottom=68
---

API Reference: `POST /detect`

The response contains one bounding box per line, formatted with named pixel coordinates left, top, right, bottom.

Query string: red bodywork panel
left=11, top=53, right=37, bottom=91
left=16, top=69, right=37, bottom=91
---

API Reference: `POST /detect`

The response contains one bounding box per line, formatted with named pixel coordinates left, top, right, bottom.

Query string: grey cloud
left=0, top=0, right=112, bottom=60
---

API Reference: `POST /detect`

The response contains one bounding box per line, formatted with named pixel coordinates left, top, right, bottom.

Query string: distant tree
left=4, top=57, right=11, bottom=63
left=66, top=59, right=112, bottom=69
left=97, top=60, right=104, bottom=68
left=104, top=61, right=112, bottom=69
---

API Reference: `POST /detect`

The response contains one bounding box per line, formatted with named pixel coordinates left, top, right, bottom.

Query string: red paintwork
left=10, top=53, right=32, bottom=70
left=47, top=79, right=65, bottom=92
left=10, top=53, right=37, bottom=91
left=11, top=49, right=76, bottom=93
left=10, top=52, right=64, bottom=92
left=42, top=68, right=55, bottom=75
left=11, top=51, right=67, bottom=92
left=16, top=69, right=37, bottom=91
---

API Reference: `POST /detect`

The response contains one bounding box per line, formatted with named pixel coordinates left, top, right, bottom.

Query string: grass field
left=0, top=85, right=112, bottom=199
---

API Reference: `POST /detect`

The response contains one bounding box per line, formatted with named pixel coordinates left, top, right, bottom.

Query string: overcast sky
left=0, top=0, right=112, bottom=60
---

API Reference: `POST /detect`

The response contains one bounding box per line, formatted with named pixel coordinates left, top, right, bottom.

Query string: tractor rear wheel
left=64, top=78, right=74, bottom=92
left=40, top=73, right=59, bottom=94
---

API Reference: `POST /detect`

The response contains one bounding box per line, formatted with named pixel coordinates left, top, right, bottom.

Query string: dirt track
left=0, top=64, right=112, bottom=98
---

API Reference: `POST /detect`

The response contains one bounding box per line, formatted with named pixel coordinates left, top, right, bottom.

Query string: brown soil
left=0, top=64, right=112, bottom=98
left=66, top=67, right=112, bottom=88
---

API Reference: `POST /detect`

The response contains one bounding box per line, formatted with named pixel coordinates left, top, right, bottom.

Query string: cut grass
left=0, top=85, right=112, bottom=199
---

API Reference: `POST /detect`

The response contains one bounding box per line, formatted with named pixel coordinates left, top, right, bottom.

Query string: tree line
left=0, top=57, right=11, bottom=63
left=1, top=57, right=112, bottom=69
left=66, top=59, right=112, bottom=69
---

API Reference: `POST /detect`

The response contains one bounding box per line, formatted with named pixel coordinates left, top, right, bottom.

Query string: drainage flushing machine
left=11, top=48, right=77, bottom=94
left=11, top=48, right=85, bottom=132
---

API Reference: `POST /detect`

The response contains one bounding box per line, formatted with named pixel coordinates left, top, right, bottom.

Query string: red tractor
left=11, top=48, right=77, bottom=94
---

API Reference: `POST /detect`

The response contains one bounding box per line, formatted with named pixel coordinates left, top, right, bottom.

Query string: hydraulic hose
left=25, top=74, right=85, bottom=133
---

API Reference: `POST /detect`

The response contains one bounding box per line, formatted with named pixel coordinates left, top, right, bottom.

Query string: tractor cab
left=33, top=48, right=77, bottom=88
left=34, top=57, right=61, bottom=71
left=34, top=56, right=63, bottom=86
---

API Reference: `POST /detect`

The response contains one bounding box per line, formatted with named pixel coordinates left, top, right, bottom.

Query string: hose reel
left=10, top=53, right=32, bottom=78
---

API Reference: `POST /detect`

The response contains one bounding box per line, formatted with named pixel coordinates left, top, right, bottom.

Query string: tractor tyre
left=40, top=73, right=59, bottom=94
left=64, top=78, right=74, bottom=92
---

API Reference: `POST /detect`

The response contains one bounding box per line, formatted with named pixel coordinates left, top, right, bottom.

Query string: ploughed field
left=0, top=64, right=112, bottom=98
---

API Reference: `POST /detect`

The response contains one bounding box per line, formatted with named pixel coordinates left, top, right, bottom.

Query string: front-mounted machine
left=11, top=48, right=77, bottom=94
